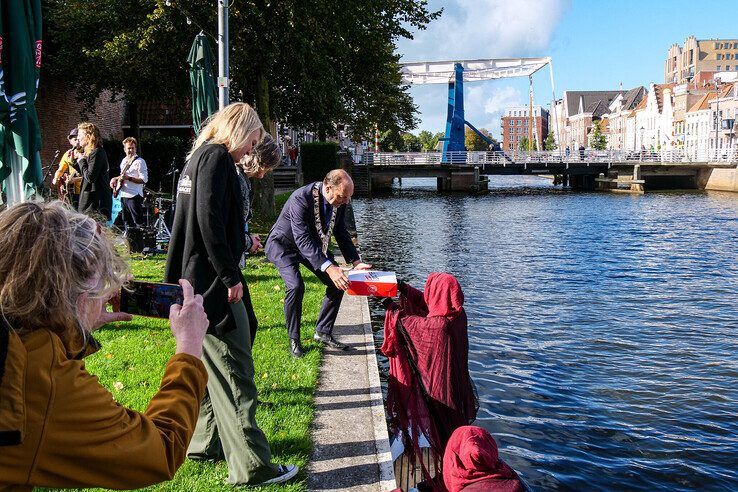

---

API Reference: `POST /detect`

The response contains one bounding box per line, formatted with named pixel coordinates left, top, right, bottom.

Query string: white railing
left=367, top=149, right=738, bottom=166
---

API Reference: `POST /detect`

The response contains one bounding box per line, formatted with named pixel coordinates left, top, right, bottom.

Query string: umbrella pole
left=6, top=154, right=26, bottom=205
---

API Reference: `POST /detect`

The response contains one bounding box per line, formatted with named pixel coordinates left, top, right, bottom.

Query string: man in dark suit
left=265, top=169, right=371, bottom=357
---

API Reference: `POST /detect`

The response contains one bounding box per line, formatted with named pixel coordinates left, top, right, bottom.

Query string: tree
left=45, top=0, right=441, bottom=214
left=544, top=132, right=557, bottom=151
left=402, top=133, right=422, bottom=152
left=518, top=136, right=531, bottom=151
left=418, top=130, right=439, bottom=151
left=590, top=120, right=607, bottom=150
left=379, top=129, right=405, bottom=152
left=465, top=127, right=497, bottom=151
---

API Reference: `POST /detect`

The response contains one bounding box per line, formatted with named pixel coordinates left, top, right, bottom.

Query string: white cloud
left=399, top=0, right=571, bottom=62
left=398, top=0, right=570, bottom=135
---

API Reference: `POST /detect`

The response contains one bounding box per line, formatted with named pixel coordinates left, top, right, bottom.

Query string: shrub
left=300, top=142, right=339, bottom=183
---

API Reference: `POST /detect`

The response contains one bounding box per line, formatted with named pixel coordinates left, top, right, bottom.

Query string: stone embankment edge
left=358, top=294, right=397, bottom=491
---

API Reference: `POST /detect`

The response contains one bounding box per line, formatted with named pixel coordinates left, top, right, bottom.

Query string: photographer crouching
left=0, top=201, right=209, bottom=490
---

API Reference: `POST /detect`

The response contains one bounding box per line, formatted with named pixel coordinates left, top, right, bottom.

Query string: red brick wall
left=35, top=75, right=125, bottom=176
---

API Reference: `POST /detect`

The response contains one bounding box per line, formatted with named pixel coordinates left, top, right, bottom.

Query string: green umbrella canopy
left=0, top=0, right=44, bottom=203
left=188, top=32, right=218, bottom=136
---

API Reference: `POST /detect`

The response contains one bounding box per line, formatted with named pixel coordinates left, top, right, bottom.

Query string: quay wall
left=699, top=168, right=738, bottom=193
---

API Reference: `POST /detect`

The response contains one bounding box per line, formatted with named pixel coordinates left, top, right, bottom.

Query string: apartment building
left=665, top=36, right=738, bottom=84
left=602, top=87, right=646, bottom=150
left=501, top=106, right=549, bottom=151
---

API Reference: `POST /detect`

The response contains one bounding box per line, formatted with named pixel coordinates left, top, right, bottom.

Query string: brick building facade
left=35, top=75, right=125, bottom=174
left=501, top=106, right=549, bottom=151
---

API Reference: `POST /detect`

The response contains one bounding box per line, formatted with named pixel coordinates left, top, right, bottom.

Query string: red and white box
left=346, top=270, right=398, bottom=297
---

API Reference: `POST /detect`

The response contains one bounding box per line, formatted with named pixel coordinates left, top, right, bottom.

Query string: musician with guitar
left=110, top=137, right=148, bottom=229
left=52, top=128, right=83, bottom=207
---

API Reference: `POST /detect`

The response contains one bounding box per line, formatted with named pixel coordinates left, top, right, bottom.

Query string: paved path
left=307, top=293, right=396, bottom=491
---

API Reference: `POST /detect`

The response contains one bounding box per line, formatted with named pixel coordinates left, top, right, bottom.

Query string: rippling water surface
left=352, top=176, right=738, bottom=491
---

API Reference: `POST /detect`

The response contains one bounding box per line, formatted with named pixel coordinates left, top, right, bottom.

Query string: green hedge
left=300, top=142, right=339, bottom=183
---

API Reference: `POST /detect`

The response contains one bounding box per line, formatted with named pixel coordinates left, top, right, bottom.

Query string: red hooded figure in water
left=382, top=272, right=479, bottom=487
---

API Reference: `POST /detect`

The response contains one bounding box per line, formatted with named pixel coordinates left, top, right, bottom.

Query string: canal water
left=352, top=176, right=738, bottom=491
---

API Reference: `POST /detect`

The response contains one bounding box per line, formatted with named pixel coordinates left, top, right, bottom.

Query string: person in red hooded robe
left=381, top=273, right=479, bottom=488
left=443, top=426, right=525, bottom=492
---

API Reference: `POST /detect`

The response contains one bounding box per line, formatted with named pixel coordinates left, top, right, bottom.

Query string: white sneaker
left=260, top=464, right=299, bottom=485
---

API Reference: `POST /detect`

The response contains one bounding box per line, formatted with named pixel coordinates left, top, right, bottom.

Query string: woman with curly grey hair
left=0, top=201, right=209, bottom=490
left=235, top=132, right=282, bottom=344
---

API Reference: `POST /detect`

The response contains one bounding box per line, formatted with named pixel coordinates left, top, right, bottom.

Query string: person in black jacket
left=164, top=103, right=297, bottom=486
left=235, top=133, right=282, bottom=344
left=265, top=169, right=372, bottom=357
left=76, top=122, right=112, bottom=220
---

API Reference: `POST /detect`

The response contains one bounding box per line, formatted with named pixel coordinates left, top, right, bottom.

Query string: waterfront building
left=625, top=83, right=675, bottom=151
left=665, top=36, right=738, bottom=84
left=501, top=106, right=549, bottom=151
left=708, top=81, right=738, bottom=152
left=684, top=82, right=737, bottom=158
left=602, top=87, right=646, bottom=150
left=551, top=90, right=623, bottom=150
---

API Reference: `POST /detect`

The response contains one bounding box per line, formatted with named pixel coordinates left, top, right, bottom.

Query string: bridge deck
left=364, top=150, right=738, bottom=176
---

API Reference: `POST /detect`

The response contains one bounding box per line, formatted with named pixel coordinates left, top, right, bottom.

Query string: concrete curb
left=307, top=292, right=396, bottom=491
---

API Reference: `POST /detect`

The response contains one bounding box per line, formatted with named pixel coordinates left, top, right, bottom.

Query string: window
left=715, top=42, right=720, bottom=49
left=509, top=120, right=514, bottom=127
left=728, top=54, right=733, bottom=60
left=717, top=65, right=721, bottom=71
left=727, top=65, right=732, bottom=71
left=717, top=54, right=723, bottom=60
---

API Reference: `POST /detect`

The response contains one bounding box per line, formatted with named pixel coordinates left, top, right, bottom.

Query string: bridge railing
left=367, top=149, right=738, bottom=166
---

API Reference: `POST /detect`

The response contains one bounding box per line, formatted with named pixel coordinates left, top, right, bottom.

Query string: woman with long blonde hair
left=0, top=201, right=210, bottom=490
left=76, top=122, right=112, bottom=220
left=164, top=102, right=297, bottom=486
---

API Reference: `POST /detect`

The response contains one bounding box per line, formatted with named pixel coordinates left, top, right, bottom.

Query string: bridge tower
left=400, top=57, right=561, bottom=162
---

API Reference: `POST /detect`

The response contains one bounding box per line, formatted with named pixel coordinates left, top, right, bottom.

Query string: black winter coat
left=78, top=147, right=112, bottom=220
left=164, top=144, right=245, bottom=335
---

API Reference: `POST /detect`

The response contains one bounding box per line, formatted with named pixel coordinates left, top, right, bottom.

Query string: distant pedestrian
left=76, top=122, right=112, bottom=220
left=289, top=142, right=298, bottom=166
left=579, top=145, right=585, bottom=161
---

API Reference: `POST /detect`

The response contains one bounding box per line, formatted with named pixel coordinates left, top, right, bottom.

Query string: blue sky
left=396, top=0, right=738, bottom=139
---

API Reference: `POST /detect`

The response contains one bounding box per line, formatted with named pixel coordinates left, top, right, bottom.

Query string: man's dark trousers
left=122, top=195, right=144, bottom=228
left=278, top=259, right=343, bottom=340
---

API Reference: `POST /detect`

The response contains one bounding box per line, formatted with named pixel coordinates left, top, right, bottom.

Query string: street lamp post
left=217, top=0, right=229, bottom=109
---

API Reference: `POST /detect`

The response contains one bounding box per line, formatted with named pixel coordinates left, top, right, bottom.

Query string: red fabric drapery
left=443, top=426, right=524, bottom=492
left=382, top=273, right=478, bottom=489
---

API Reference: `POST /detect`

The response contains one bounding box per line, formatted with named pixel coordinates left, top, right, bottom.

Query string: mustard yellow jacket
left=0, top=328, right=207, bottom=491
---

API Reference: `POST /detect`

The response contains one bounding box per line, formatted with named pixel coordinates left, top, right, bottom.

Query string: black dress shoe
left=290, top=338, right=305, bottom=358
left=313, top=332, right=349, bottom=350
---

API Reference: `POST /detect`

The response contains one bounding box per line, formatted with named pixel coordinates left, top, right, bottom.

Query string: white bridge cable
left=399, top=57, right=550, bottom=85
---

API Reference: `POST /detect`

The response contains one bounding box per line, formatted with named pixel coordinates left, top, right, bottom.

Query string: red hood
left=423, top=272, right=464, bottom=318
left=443, top=426, right=521, bottom=492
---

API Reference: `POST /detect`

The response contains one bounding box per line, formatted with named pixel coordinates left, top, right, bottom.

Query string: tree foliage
left=417, top=130, right=444, bottom=151
left=464, top=127, right=496, bottom=151
left=518, top=136, right=531, bottom=151
left=590, top=120, right=607, bottom=150
left=544, top=131, right=557, bottom=151
left=44, top=0, right=441, bottom=142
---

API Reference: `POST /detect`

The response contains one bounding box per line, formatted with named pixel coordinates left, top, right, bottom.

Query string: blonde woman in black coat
left=76, top=122, right=112, bottom=220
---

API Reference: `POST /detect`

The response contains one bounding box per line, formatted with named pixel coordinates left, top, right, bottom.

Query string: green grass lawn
left=52, top=189, right=329, bottom=491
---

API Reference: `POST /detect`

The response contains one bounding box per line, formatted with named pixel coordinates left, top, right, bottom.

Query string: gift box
left=346, top=270, right=398, bottom=297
